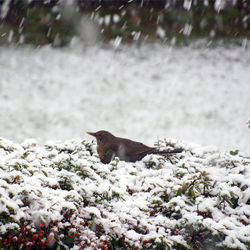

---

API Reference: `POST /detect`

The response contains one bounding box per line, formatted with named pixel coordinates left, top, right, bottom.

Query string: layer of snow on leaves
left=0, top=42, right=249, bottom=153
left=0, top=137, right=249, bottom=249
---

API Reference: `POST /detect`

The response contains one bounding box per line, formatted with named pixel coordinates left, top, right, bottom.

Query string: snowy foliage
left=0, top=137, right=249, bottom=249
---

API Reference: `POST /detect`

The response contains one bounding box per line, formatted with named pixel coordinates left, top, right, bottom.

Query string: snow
left=0, top=0, right=11, bottom=19
left=104, top=15, right=111, bottom=26
left=1, top=136, right=248, bottom=249
left=214, top=0, right=226, bottom=12
left=113, top=14, right=120, bottom=23
left=156, top=26, right=166, bottom=39
left=183, top=0, right=192, bottom=10
left=0, top=42, right=249, bottom=154
left=183, top=23, right=193, bottom=36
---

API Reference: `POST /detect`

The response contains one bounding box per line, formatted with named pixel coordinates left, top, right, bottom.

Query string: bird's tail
left=153, top=148, right=184, bottom=155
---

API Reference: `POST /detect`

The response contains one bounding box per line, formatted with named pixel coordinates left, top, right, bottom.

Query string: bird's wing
left=101, top=149, right=116, bottom=164
left=122, top=139, right=156, bottom=156
left=98, top=145, right=116, bottom=164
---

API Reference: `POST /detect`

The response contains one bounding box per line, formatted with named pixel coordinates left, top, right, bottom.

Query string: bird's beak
left=87, top=131, right=96, bottom=137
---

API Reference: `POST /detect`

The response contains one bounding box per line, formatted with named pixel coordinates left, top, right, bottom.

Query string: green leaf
left=230, top=150, right=239, bottom=155
left=42, top=170, right=48, bottom=177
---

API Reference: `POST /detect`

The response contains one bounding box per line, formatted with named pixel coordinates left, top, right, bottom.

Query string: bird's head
left=87, top=130, right=114, bottom=146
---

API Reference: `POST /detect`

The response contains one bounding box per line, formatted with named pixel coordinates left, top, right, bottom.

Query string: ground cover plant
left=0, top=136, right=249, bottom=249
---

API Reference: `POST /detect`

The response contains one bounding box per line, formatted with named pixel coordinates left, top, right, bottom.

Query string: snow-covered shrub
left=0, top=137, right=249, bottom=249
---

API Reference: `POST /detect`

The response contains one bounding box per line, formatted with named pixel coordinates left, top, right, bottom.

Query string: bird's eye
left=98, top=135, right=103, bottom=142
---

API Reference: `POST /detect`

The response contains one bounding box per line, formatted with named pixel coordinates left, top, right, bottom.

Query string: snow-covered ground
left=0, top=42, right=249, bottom=153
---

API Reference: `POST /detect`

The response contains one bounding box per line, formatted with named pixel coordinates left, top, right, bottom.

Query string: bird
left=87, top=130, right=183, bottom=164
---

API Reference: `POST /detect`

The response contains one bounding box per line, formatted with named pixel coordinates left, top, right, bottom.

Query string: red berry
left=39, top=230, right=44, bottom=237
left=33, top=234, right=38, bottom=240
left=150, top=210, right=156, bottom=216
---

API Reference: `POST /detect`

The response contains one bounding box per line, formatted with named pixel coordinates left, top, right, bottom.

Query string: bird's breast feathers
left=116, top=144, right=127, bottom=161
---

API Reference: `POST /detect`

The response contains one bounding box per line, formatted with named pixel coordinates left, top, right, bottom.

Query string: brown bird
left=87, top=130, right=183, bottom=164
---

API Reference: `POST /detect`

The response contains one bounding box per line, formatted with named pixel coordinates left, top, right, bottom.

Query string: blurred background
left=0, top=0, right=250, bottom=46
left=0, top=0, right=249, bottom=152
